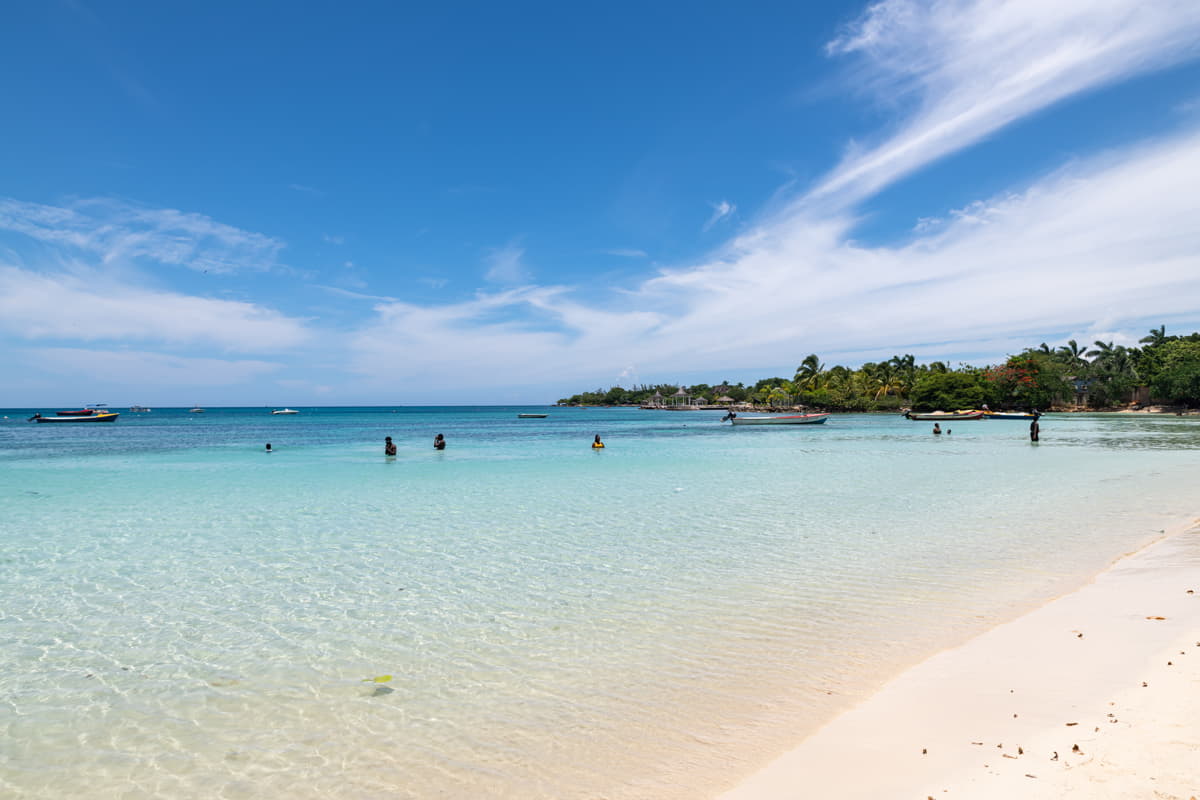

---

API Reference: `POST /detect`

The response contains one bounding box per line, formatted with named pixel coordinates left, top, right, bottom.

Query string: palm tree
left=1140, top=325, right=1167, bottom=347
left=863, top=361, right=902, bottom=400
left=1087, top=340, right=1116, bottom=361
left=1038, top=342, right=1052, bottom=354
left=1088, top=343, right=1139, bottom=405
left=767, top=382, right=795, bottom=408
left=890, top=354, right=917, bottom=398
left=1056, top=339, right=1088, bottom=369
left=793, top=354, right=825, bottom=391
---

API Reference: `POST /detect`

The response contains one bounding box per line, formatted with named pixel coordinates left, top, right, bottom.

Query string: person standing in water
left=265, top=443, right=272, bottom=452
left=932, top=423, right=941, bottom=435
left=1030, top=417, right=1040, bottom=442
left=433, top=433, right=445, bottom=450
left=385, top=436, right=396, bottom=456
left=592, top=434, right=604, bottom=448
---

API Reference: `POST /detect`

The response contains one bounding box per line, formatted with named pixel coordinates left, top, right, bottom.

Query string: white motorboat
left=728, top=413, right=830, bottom=426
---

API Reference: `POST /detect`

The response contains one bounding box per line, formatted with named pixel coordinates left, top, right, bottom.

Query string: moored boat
left=517, top=413, right=548, bottom=418
left=904, top=410, right=985, bottom=420
left=729, top=413, right=830, bottom=426
left=32, top=412, right=119, bottom=423
left=55, top=408, right=96, bottom=416
left=982, top=411, right=1040, bottom=420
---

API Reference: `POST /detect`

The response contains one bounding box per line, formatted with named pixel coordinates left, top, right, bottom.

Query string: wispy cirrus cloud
left=637, top=126, right=1200, bottom=367
left=484, top=241, right=531, bottom=284
left=0, top=265, right=310, bottom=351
left=27, top=347, right=283, bottom=386
left=312, top=284, right=398, bottom=302
left=330, top=1, right=1200, bottom=398
left=703, top=200, right=736, bottom=231
left=0, top=197, right=285, bottom=274
left=346, top=125, right=1200, bottom=389
left=348, top=286, right=663, bottom=387
left=600, top=248, right=649, bottom=258
left=811, top=0, right=1200, bottom=206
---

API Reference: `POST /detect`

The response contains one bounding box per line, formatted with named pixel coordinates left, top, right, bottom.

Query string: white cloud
left=347, top=286, right=663, bottom=387
left=27, top=348, right=282, bottom=386
left=484, top=242, right=531, bottom=284
left=703, top=200, right=736, bottom=231
left=313, top=284, right=398, bottom=302
left=0, top=197, right=285, bottom=274
left=637, top=128, right=1200, bottom=369
left=0, top=265, right=311, bottom=352
left=813, top=0, right=1200, bottom=206
left=345, top=126, right=1200, bottom=387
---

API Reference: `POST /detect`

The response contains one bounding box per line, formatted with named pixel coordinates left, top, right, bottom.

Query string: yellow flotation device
left=592, top=442, right=604, bottom=448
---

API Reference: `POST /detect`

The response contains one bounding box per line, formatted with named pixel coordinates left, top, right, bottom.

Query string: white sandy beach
left=721, top=521, right=1200, bottom=800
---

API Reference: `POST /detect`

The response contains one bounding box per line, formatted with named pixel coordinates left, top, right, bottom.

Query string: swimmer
left=265, top=442, right=272, bottom=452
left=433, top=433, right=445, bottom=450
left=932, top=423, right=941, bottom=435
left=592, top=434, right=604, bottom=448
left=385, top=436, right=396, bottom=456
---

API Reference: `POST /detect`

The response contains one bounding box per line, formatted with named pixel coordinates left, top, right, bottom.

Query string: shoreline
left=719, top=518, right=1200, bottom=799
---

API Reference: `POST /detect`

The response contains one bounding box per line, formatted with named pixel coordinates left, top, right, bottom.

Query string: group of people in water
left=932, top=416, right=1041, bottom=441
left=382, top=434, right=444, bottom=455
left=268, top=432, right=604, bottom=455
left=381, top=433, right=601, bottom=454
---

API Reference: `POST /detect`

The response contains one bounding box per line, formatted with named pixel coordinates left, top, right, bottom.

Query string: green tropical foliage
left=1150, top=340, right=1200, bottom=406
left=557, top=327, right=1200, bottom=409
left=909, top=371, right=986, bottom=412
left=982, top=352, right=1069, bottom=411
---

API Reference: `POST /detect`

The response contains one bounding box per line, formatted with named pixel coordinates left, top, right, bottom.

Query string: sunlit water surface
left=2, top=407, right=1198, bottom=798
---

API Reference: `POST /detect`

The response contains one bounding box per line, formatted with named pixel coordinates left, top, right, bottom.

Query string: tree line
left=557, top=327, right=1200, bottom=411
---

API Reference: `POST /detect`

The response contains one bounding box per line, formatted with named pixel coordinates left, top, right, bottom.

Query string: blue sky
left=4, top=0, right=1200, bottom=406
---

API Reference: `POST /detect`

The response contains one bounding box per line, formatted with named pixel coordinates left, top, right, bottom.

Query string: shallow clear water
left=2, top=407, right=1198, bottom=798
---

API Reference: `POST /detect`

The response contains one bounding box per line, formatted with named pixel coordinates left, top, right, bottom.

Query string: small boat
left=32, top=412, right=120, bottom=423
left=189, top=406, right=205, bottom=413
left=271, top=408, right=299, bottom=415
left=982, top=411, right=1040, bottom=420
left=129, top=405, right=151, bottom=413
left=904, top=410, right=985, bottom=420
left=55, top=408, right=97, bottom=416
left=729, top=413, right=830, bottom=426
left=517, top=413, right=548, bottom=418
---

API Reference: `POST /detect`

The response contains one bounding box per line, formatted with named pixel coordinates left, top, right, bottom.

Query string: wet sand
left=721, top=521, right=1200, bottom=799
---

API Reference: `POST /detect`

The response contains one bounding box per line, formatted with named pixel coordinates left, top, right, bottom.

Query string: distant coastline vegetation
left=558, top=327, right=1200, bottom=412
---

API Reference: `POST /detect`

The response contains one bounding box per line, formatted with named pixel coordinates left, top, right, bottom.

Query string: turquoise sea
left=2, top=407, right=1199, bottom=799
